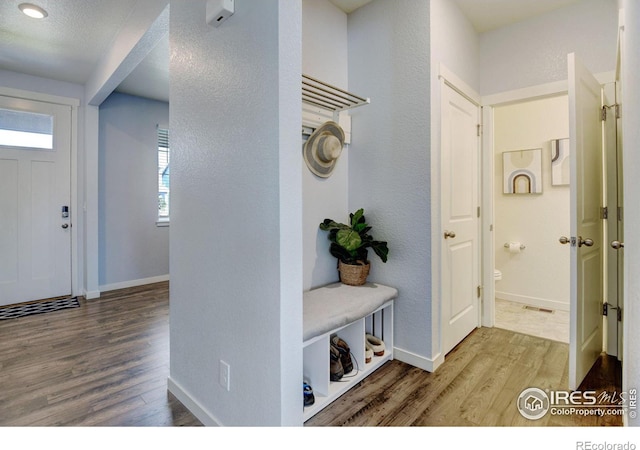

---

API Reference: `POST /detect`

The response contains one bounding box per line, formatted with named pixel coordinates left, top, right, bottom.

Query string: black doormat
left=0, top=297, right=80, bottom=320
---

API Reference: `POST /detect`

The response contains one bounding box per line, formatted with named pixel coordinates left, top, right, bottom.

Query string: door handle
left=61, top=223, right=69, bottom=229
left=578, top=236, right=594, bottom=247
left=444, top=230, right=456, bottom=239
left=611, top=240, right=624, bottom=249
left=559, top=236, right=570, bottom=245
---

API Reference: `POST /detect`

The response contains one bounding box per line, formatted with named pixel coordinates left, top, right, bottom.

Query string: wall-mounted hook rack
left=302, top=74, right=370, bottom=143
left=302, top=74, right=370, bottom=116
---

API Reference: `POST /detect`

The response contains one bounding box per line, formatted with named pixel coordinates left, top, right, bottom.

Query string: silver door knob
left=611, top=240, right=624, bottom=249
left=578, top=236, right=594, bottom=247
left=61, top=223, right=69, bottom=229
left=444, top=230, right=456, bottom=239
left=559, top=236, right=570, bottom=245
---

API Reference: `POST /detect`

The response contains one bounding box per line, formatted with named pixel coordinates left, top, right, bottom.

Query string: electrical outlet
left=219, top=360, right=230, bottom=391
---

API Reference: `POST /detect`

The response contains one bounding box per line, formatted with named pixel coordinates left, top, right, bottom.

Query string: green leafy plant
left=319, top=208, right=389, bottom=265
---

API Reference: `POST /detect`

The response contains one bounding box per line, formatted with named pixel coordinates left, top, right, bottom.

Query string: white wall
left=430, top=0, right=479, bottom=90
left=0, top=69, right=85, bottom=101
left=480, top=0, right=619, bottom=95
left=622, top=0, right=640, bottom=427
left=302, top=0, right=349, bottom=290
left=493, top=95, right=570, bottom=311
left=98, top=92, right=169, bottom=289
left=168, top=0, right=301, bottom=426
left=347, top=0, right=433, bottom=367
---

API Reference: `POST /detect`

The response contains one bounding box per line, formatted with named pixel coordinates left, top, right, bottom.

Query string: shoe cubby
left=303, top=300, right=394, bottom=421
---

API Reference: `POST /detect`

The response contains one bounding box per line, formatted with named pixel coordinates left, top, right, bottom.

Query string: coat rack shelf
left=302, top=74, right=370, bottom=143
left=302, top=74, right=370, bottom=115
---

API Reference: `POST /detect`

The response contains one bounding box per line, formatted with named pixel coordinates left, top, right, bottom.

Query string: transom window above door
left=0, top=108, right=53, bottom=150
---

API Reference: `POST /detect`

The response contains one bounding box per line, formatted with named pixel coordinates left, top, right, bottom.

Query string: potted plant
left=319, top=208, right=389, bottom=286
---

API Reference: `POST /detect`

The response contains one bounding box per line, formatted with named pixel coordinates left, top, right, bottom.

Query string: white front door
left=0, top=95, right=72, bottom=306
left=568, top=53, right=604, bottom=390
left=441, top=82, right=481, bottom=356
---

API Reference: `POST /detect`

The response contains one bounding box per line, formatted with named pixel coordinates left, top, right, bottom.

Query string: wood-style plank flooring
left=1, top=282, right=622, bottom=427
left=0, top=282, right=202, bottom=426
left=306, top=327, right=623, bottom=426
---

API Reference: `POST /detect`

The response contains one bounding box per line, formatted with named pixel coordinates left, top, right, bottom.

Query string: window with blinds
left=157, top=128, right=170, bottom=220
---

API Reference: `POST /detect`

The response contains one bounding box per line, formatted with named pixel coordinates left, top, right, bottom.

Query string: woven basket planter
left=338, top=260, right=370, bottom=286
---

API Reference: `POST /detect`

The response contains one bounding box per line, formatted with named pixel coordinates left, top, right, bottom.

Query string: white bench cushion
left=303, top=282, right=398, bottom=342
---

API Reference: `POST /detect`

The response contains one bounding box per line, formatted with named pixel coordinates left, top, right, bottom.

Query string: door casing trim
left=0, top=87, right=82, bottom=299
left=435, top=64, right=482, bottom=364
left=479, top=71, right=615, bottom=330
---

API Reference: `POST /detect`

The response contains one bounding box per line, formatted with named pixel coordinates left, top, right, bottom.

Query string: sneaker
left=366, top=334, right=385, bottom=356
left=303, top=381, right=315, bottom=407
left=330, top=344, right=344, bottom=381
left=331, top=335, right=353, bottom=374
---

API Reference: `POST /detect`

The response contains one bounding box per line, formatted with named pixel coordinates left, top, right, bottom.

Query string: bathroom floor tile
left=494, top=298, right=569, bottom=343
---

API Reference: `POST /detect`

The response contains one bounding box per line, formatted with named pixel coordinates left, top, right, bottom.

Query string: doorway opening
left=491, top=94, right=570, bottom=344
left=481, top=66, right=623, bottom=392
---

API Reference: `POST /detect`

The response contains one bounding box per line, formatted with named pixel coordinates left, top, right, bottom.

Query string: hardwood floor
left=306, top=327, right=623, bottom=426
left=0, top=282, right=202, bottom=426
left=1, top=283, right=622, bottom=427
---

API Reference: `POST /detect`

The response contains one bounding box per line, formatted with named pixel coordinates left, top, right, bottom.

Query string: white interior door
left=0, top=95, right=72, bottom=306
left=615, top=73, right=624, bottom=361
left=568, top=53, right=604, bottom=390
left=604, top=80, right=623, bottom=358
left=441, top=82, right=481, bottom=356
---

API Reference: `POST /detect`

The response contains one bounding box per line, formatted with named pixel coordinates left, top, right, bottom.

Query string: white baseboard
left=85, top=290, right=101, bottom=300
left=167, top=377, right=220, bottom=426
left=495, top=291, right=569, bottom=312
left=99, top=274, right=170, bottom=293
left=393, top=346, right=444, bottom=373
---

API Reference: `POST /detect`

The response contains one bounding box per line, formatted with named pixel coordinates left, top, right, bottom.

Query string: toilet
left=494, top=269, right=502, bottom=281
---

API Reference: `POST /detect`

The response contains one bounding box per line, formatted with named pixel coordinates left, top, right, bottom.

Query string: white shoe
left=365, top=343, right=373, bottom=363
left=365, top=334, right=385, bottom=356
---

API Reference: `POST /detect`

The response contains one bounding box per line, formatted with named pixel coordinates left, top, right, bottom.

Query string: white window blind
left=157, top=128, right=170, bottom=220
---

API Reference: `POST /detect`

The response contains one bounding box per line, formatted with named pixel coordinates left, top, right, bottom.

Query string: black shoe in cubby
left=303, top=381, right=315, bottom=407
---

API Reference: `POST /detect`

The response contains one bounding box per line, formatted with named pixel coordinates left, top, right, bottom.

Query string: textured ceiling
left=0, top=0, right=138, bottom=85
left=329, top=0, right=374, bottom=14
left=452, top=0, right=583, bottom=32
left=114, top=33, right=169, bottom=103
left=0, top=0, right=594, bottom=104
left=330, top=0, right=584, bottom=32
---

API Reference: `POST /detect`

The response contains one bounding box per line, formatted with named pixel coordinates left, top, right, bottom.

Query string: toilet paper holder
left=504, top=243, right=526, bottom=250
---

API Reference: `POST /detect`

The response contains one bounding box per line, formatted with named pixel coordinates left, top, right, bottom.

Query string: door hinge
left=477, top=206, right=481, bottom=218
left=602, top=104, right=621, bottom=121
left=477, top=285, right=482, bottom=298
left=603, top=302, right=622, bottom=321
left=618, top=206, right=623, bottom=222
left=601, top=206, right=608, bottom=219
left=477, top=124, right=481, bottom=137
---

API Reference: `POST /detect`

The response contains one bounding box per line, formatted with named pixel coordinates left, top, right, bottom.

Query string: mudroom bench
left=303, top=282, right=397, bottom=421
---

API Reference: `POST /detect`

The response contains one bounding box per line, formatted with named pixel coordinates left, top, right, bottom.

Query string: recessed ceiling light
left=18, top=3, right=48, bottom=19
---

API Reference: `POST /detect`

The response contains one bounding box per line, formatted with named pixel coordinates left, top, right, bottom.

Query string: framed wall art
left=503, top=148, right=543, bottom=194
left=551, top=138, right=570, bottom=186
